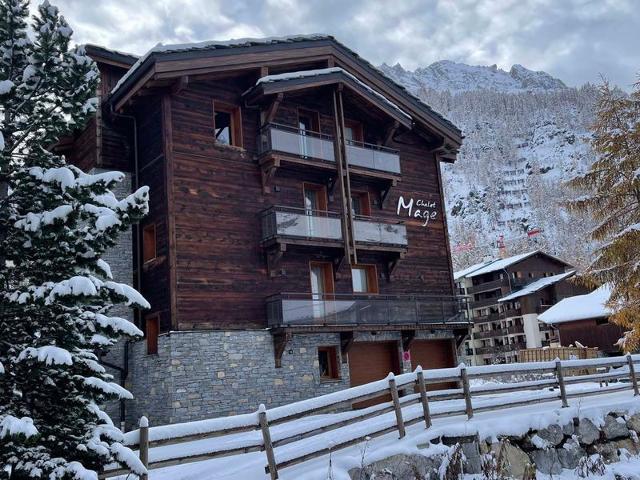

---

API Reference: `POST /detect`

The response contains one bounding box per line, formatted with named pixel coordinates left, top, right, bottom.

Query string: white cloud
left=40, top=0, right=639, bottom=87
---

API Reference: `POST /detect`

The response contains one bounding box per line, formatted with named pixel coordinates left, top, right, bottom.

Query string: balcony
left=266, top=293, right=467, bottom=328
left=261, top=206, right=408, bottom=253
left=345, top=140, right=401, bottom=176
left=475, top=342, right=526, bottom=356
left=261, top=206, right=343, bottom=248
left=259, top=123, right=335, bottom=164
left=470, top=297, right=501, bottom=310
left=353, top=217, right=407, bottom=248
left=258, top=124, right=402, bottom=183
left=468, top=278, right=508, bottom=294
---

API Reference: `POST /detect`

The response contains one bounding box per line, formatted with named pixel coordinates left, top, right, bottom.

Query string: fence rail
left=101, top=354, right=640, bottom=479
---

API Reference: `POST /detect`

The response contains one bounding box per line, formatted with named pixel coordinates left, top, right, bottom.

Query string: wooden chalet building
left=63, top=35, right=468, bottom=427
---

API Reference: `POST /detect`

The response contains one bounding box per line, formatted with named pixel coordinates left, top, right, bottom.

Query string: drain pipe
left=108, top=105, right=141, bottom=431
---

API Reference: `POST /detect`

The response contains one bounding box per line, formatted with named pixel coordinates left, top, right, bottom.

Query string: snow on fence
left=100, top=354, right=640, bottom=480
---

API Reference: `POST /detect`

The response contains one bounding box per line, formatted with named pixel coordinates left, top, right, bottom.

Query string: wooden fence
left=518, top=346, right=599, bottom=363
left=101, top=354, right=640, bottom=480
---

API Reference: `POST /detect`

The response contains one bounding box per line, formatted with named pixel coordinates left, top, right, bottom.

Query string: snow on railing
left=99, top=354, right=640, bottom=479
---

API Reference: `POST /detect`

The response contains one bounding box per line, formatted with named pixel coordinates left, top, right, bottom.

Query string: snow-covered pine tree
left=568, top=78, right=640, bottom=351
left=0, top=1, right=149, bottom=478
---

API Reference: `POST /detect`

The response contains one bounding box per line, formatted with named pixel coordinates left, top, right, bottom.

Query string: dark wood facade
left=65, top=38, right=465, bottom=340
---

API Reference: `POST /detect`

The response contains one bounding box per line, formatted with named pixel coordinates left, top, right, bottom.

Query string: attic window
left=213, top=100, right=242, bottom=147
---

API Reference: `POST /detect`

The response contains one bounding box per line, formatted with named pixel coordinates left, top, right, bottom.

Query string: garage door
left=410, top=339, right=456, bottom=391
left=349, top=342, right=400, bottom=408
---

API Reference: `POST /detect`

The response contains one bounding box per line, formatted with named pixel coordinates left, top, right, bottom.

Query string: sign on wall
left=396, top=196, right=438, bottom=227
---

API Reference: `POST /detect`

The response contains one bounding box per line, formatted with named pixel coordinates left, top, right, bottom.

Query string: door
left=298, top=109, right=320, bottom=157
left=410, top=339, right=456, bottom=391
left=349, top=342, right=399, bottom=408
left=309, top=261, right=334, bottom=321
left=303, top=183, right=328, bottom=237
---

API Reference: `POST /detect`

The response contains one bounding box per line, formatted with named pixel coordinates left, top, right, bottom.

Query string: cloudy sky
left=42, top=0, right=639, bottom=88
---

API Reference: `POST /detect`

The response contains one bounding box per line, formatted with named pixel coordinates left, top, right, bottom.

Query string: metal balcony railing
left=266, top=293, right=467, bottom=328
left=259, top=123, right=335, bottom=163
left=261, top=206, right=342, bottom=243
left=353, top=216, right=407, bottom=246
left=345, top=139, right=401, bottom=175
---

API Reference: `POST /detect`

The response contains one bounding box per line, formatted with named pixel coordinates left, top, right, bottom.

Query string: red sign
left=402, top=351, right=411, bottom=362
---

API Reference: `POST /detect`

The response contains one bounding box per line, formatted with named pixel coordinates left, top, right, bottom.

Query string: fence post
left=388, top=374, right=406, bottom=438
left=460, top=364, right=473, bottom=419
left=627, top=354, right=639, bottom=396
left=555, top=359, right=568, bottom=407
left=259, top=404, right=278, bottom=480
left=416, top=367, right=432, bottom=428
left=139, top=416, right=149, bottom=480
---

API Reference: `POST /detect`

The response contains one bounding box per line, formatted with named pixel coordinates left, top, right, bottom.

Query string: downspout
left=109, top=106, right=140, bottom=431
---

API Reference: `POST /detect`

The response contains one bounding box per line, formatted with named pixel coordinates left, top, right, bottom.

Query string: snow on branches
left=0, top=0, right=149, bottom=477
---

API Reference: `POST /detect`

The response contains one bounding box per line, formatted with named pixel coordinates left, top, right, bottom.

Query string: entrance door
left=410, top=339, right=456, bottom=391
left=349, top=342, right=399, bottom=408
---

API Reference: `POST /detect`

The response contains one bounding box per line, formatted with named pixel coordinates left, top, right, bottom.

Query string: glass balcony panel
left=267, top=294, right=466, bottom=327
left=354, top=220, right=407, bottom=246
left=262, top=207, right=342, bottom=242
left=264, top=125, right=335, bottom=162
left=345, top=142, right=401, bottom=174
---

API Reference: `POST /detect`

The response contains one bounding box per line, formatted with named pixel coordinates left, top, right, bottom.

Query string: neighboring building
left=62, top=36, right=469, bottom=428
left=455, top=250, right=588, bottom=365
left=539, top=285, right=624, bottom=356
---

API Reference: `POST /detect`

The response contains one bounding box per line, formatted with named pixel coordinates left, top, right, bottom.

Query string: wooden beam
left=265, top=243, right=286, bottom=277
left=273, top=331, right=292, bottom=368
left=337, top=87, right=358, bottom=265
left=332, top=88, right=352, bottom=264
left=383, top=121, right=400, bottom=146
left=261, top=92, right=283, bottom=127
left=340, top=332, right=354, bottom=363
left=260, top=157, right=280, bottom=194
left=401, top=330, right=416, bottom=351
left=171, top=75, right=189, bottom=95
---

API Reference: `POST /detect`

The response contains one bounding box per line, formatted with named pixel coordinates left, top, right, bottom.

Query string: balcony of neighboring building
left=475, top=341, right=526, bottom=356
left=266, top=292, right=466, bottom=329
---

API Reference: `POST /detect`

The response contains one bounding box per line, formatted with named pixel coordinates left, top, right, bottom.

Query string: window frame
left=303, top=182, right=329, bottom=213
left=309, top=261, right=335, bottom=295
left=350, top=190, right=371, bottom=217
left=142, top=223, right=157, bottom=264
left=297, top=108, right=321, bottom=134
left=145, top=314, right=160, bottom=355
left=343, top=118, right=364, bottom=143
left=212, top=100, right=243, bottom=148
left=317, top=346, right=340, bottom=380
left=351, top=264, right=379, bottom=294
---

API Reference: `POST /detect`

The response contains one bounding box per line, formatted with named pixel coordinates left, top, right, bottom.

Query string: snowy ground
left=114, top=382, right=640, bottom=480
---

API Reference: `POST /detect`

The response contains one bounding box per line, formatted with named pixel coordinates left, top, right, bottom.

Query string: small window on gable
left=213, top=101, right=242, bottom=147
left=143, top=224, right=156, bottom=264
left=318, top=346, right=340, bottom=380
left=146, top=314, right=160, bottom=355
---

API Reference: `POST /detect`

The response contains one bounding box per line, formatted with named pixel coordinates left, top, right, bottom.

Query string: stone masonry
left=124, top=329, right=456, bottom=429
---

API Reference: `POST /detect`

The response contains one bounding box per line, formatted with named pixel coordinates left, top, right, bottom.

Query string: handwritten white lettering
left=396, top=195, right=438, bottom=227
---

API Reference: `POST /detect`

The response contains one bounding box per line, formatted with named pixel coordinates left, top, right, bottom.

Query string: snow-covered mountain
left=380, top=62, right=599, bottom=270
left=381, top=61, right=567, bottom=93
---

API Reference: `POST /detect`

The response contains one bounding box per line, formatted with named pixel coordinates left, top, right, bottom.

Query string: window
left=318, top=346, right=340, bottom=379
left=146, top=314, right=160, bottom=355
left=344, top=119, right=363, bottom=143
left=351, top=265, right=378, bottom=293
left=298, top=108, right=320, bottom=133
left=303, top=183, right=328, bottom=213
left=350, top=191, right=371, bottom=217
left=213, top=101, right=242, bottom=147
left=142, top=223, right=157, bottom=264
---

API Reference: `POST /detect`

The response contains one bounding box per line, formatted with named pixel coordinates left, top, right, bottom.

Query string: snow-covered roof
left=111, top=34, right=333, bottom=96
left=498, top=270, right=576, bottom=302
left=466, top=250, right=565, bottom=278
left=254, top=67, right=411, bottom=121
left=454, top=260, right=495, bottom=281
left=104, top=34, right=461, bottom=142
left=539, top=285, right=612, bottom=325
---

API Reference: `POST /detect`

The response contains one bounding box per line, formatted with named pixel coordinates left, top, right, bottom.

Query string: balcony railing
left=345, top=140, right=401, bottom=175
left=353, top=217, right=407, bottom=247
left=259, top=123, right=335, bottom=163
left=261, top=206, right=342, bottom=243
left=266, top=293, right=467, bottom=328
left=261, top=207, right=408, bottom=248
